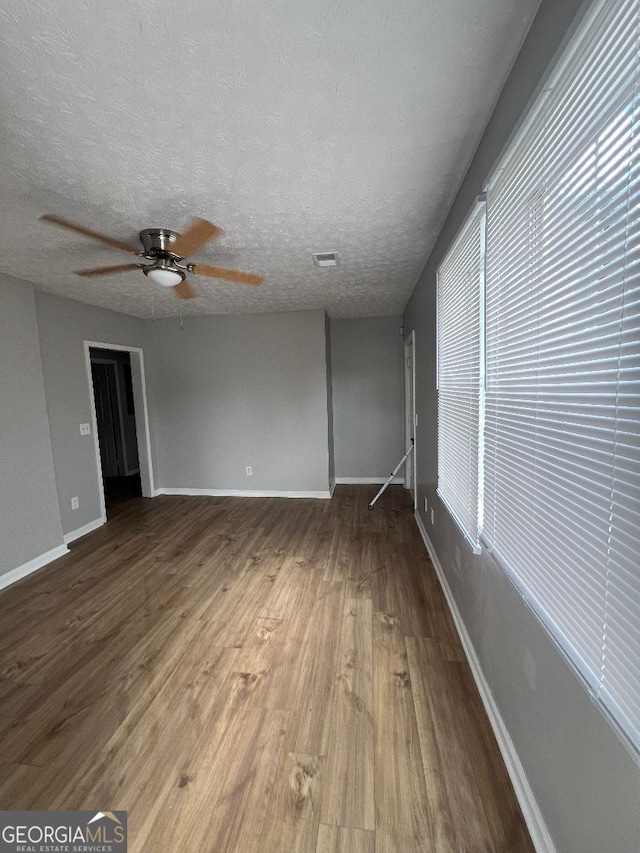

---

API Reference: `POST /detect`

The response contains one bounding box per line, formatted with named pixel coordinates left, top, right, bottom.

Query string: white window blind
left=483, top=0, right=640, bottom=758
left=437, top=202, right=485, bottom=550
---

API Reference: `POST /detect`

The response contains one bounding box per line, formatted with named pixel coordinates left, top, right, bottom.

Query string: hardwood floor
left=0, top=486, right=534, bottom=853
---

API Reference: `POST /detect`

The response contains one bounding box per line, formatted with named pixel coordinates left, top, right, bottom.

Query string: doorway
left=85, top=341, right=155, bottom=521
left=404, top=330, right=416, bottom=509
left=90, top=349, right=141, bottom=510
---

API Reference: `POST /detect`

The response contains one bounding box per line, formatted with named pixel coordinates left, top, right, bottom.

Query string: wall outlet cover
left=245, top=466, right=253, bottom=476
left=71, top=496, right=79, bottom=510
left=79, top=423, right=91, bottom=435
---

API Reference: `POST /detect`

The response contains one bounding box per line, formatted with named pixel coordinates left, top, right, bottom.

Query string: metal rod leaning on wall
left=368, top=439, right=414, bottom=509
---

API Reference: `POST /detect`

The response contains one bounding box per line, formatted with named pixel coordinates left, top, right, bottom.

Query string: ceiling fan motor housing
left=139, top=228, right=181, bottom=260
left=139, top=229, right=186, bottom=285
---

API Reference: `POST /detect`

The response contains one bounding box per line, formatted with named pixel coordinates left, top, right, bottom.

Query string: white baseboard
left=414, top=512, right=556, bottom=853
left=155, top=487, right=332, bottom=500
left=0, top=544, right=70, bottom=593
left=63, top=517, right=105, bottom=545
left=334, top=476, right=404, bottom=485
left=329, top=479, right=336, bottom=497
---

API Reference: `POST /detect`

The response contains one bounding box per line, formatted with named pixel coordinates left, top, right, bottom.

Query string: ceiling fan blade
left=190, top=263, right=263, bottom=286
left=75, top=263, right=143, bottom=277
left=171, top=218, right=223, bottom=259
left=174, top=278, right=196, bottom=299
left=40, top=215, right=141, bottom=255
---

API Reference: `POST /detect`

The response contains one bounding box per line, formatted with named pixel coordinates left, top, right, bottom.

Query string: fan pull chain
left=151, top=294, right=156, bottom=322
left=180, top=310, right=184, bottom=330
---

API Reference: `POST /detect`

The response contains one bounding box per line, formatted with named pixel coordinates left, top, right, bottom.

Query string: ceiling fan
left=39, top=214, right=263, bottom=299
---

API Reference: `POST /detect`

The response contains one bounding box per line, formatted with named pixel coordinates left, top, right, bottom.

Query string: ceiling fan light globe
left=145, top=267, right=185, bottom=287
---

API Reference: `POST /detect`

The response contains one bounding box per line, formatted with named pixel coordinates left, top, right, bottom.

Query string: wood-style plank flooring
left=0, top=486, right=534, bottom=853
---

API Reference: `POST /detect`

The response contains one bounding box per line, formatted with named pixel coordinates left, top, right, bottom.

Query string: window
left=436, top=200, right=485, bottom=550
left=481, top=0, right=640, bottom=758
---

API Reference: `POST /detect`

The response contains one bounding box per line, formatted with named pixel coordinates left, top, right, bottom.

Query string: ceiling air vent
left=312, top=252, right=339, bottom=268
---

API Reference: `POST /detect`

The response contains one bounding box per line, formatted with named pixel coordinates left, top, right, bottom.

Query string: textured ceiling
left=0, top=0, right=540, bottom=319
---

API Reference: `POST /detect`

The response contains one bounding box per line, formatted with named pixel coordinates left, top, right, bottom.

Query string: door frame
left=404, top=330, right=417, bottom=509
left=84, top=340, right=155, bottom=522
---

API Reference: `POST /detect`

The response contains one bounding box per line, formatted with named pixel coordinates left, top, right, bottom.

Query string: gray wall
left=330, top=316, right=404, bottom=480
left=35, top=292, right=146, bottom=535
left=0, top=277, right=64, bottom=575
left=403, top=0, right=640, bottom=851
left=145, top=310, right=331, bottom=494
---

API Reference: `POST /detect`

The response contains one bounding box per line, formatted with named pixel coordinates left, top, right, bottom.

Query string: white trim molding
left=0, top=544, right=69, bottom=593
left=414, top=511, right=557, bottom=853
left=335, top=476, right=404, bottom=485
left=156, top=487, right=332, bottom=500
left=63, top=517, right=104, bottom=545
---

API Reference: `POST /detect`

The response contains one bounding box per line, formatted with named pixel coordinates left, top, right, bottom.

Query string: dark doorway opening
left=90, top=347, right=142, bottom=513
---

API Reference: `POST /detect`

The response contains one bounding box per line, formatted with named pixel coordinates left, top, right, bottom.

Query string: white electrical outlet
left=79, top=423, right=91, bottom=435
left=430, top=507, right=435, bottom=525
left=245, top=466, right=253, bottom=476
left=424, top=497, right=428, bottom=512
left=71, top=496, right=79, bottom=510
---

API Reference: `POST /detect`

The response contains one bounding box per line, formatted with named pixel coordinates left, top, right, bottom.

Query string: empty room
left=0, top=0, right=638, bottom=851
